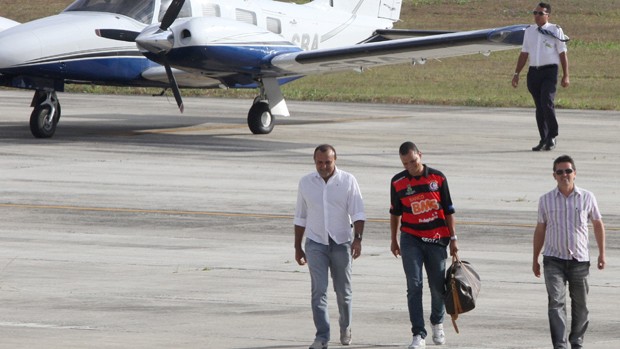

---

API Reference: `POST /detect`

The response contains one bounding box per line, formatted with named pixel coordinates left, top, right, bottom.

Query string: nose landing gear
left=29, top=90, right=61, bottom=138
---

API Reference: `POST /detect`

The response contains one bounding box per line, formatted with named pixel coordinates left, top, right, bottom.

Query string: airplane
left=0, top=0, right=527, bottom=138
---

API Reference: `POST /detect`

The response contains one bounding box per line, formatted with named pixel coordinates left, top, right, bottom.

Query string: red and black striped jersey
left=389, top=165, right=455, bottom=245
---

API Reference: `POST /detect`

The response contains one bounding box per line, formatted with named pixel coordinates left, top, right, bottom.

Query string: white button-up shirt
left=294, top=168, right=366, bottom=245
left=538, top=186, right=602, bottom=261
left=522, top=23, right=568, bottom=67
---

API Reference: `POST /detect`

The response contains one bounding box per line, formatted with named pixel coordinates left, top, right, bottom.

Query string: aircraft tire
left=247, top=102, right=274, bottom=134
left=30, top=103, right=60, bottom=138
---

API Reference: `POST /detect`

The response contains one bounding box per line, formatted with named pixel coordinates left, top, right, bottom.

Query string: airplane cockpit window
left=158, top=0, right=192, bottom=22
left=64, top=0, right=156, bottom=25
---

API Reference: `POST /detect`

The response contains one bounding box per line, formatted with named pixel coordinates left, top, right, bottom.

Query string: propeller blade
left=160, top=0, right=186, bottom=31
left=95, top=29, right=140, bottom=42
left=163, top=61, right=184, bottom=113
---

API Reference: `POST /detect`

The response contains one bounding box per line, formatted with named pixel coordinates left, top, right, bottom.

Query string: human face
left=314, top=149, right=336, bottom=180
left=533, top=6, right=549, bottom=26
left=400, top=150, right=423, bottom=176
left=553, top=161, right=576, bottom=188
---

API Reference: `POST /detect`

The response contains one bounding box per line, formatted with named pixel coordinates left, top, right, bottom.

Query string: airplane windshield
left=64, top=0, right=156, bottom=25
left=158, top=0, right=192, bottom=22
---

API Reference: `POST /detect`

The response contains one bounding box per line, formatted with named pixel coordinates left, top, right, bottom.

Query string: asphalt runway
left=1, top=90, right=619, bottom=349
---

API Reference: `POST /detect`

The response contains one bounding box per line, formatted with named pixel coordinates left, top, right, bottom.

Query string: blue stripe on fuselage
left=2, top=57, right=156, bottom=83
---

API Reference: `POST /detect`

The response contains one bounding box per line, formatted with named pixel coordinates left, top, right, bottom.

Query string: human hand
left=511, top=74, right=519, bottom=88
left=598, top=255, right=605, bottom=270
left=351, top=239, right=362, bottom=259
left=391, top=240, right=400, bottom=258
left=295, top=249, right=306, bottom=266
left=561, top=76, right=570, bottom=88
left=449, top=240, right=459, bottom=257
left=532, top=261, right=541, bottom=277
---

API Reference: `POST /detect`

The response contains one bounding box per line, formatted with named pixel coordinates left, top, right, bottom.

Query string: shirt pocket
left=577, top=209, right=588, bottom=225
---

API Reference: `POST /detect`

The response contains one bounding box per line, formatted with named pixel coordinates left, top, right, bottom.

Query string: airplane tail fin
left=310, top=0, right=402, bottom=21
left=0, top=16, right=20, bottom=32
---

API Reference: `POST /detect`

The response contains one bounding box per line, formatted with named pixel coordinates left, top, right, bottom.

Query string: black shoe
left=543, top=138, right=556, bottom=151
left=532, top=140, right=545, bottom=151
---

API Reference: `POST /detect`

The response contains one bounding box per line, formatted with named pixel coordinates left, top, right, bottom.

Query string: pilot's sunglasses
left=532, top=10, right=548, bottom=16
left=555, top=168, right=574, bottom=175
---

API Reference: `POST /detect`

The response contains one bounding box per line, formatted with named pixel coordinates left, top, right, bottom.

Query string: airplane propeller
left=95, top=0, right=187, bottom=112
left=160, top=0, right=186, bottom=31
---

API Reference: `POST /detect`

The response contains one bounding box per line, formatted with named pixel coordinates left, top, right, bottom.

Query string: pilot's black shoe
left=532, top=140, right=545, bottom=151
left=543, top=138, right=556, bottom=151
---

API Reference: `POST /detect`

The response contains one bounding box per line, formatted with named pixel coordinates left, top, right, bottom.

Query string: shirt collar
left=313, top=167, right=340, bottom=181
left=553, top=185, right=582, bottom=198
left=405, top=164, right=428, bottom=179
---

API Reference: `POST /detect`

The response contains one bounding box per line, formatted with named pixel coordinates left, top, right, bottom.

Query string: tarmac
left=0, top=90, right=618, bottom=349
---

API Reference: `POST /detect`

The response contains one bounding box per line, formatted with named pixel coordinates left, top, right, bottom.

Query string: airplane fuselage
left=0, top=0, right=397, bottom=91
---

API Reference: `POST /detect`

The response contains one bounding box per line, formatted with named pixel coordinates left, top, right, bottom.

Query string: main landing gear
left=247, top=99, right=274, bottom=134
left=29, top=90, right=61, bottom=138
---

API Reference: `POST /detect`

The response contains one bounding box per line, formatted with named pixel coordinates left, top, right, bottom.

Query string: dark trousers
left=527, top=65, right=559, bottom=141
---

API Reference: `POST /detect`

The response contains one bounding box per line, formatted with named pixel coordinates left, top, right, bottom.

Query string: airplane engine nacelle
left=142, top=17, right=301, bottom=75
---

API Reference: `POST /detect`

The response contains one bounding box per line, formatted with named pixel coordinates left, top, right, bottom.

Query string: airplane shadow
left=0, top=113, right=313, bottom=154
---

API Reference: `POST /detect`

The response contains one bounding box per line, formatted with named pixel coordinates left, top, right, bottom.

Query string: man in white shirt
left=512, top=2, right=569, bottom=151
left=533, top=155, right=606, bottom=349
left=294, top=144, right=366, bottom=349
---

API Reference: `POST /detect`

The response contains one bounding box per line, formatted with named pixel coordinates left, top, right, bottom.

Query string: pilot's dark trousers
left=527, top=64, right=559, bottom=141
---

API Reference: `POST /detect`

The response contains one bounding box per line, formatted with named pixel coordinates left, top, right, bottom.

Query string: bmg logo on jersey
left=410, top=199, right=439, bottom=215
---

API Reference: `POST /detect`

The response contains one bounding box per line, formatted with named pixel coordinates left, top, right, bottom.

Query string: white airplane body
left=0, top=17, right=20, bottom=31
left=0, top=0, right=527, bottom=138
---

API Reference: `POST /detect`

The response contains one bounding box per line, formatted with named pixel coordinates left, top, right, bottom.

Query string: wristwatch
left=354, top=233, right=363, bottom=241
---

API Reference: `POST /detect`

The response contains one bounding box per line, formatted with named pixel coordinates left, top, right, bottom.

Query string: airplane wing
left=270, top=25, right=527, bottom=76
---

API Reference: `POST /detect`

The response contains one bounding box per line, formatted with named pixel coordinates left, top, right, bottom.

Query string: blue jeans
left=305, top=238, right=352, bottom=342
left=543, top=256, right=590, bottom=349
left=400, top=233, right=447, bottom=338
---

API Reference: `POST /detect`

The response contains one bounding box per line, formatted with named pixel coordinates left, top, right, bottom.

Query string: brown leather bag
left=444, top=254, right=481, bottom=333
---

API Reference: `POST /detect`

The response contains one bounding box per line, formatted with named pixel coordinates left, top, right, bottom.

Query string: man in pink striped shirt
left=533, top=154, right=606, bottom=349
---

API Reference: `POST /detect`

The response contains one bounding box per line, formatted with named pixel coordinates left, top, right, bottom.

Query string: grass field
left=1, top=0, right=619, bottom=110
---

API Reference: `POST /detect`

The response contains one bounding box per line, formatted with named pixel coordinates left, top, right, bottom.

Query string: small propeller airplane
left=0, top=0, right=527, bottom=138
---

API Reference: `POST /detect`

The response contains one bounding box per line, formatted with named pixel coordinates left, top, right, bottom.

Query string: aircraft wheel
left=247, top=102, right=274, bottom=134
left=30, top=103, right=60, bottom=138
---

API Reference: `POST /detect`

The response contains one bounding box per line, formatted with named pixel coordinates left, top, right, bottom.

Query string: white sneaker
left=432, top=323, right=445, bottom=345
left=408, top=334, right=425, bottom=349
left=309, top=339, right=327, bottom=349
left=340, top=328, right=352, bottom=345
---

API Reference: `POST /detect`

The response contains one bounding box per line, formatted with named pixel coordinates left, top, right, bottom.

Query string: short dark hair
left=399, top=141, right=420, bottom=156
left=553, top=154, right=575, bottom=171
left=538, top=2, right=551, bottom=13
left=314, top=144, right=336, bottom=159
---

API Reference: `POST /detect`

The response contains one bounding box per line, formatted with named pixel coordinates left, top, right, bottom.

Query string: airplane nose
left=0, top=28, right=42, bottom=71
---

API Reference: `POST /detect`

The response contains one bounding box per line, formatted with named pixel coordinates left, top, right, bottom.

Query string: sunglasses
left=555, top=168, right=574, bottom=175
left=532, top=10, right=548, bottom=16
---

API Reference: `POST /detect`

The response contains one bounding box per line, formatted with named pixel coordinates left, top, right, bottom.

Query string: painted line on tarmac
left=0, top=202, right=551, bottom=229
left=0, top=321, right=96, bottom=330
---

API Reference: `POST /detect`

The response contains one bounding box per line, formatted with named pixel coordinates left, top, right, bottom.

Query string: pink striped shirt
left=538, top=186, right=602, bottom=261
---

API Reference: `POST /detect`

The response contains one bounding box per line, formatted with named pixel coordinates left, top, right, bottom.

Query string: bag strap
left=449, top=254, right=462, bottom=334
